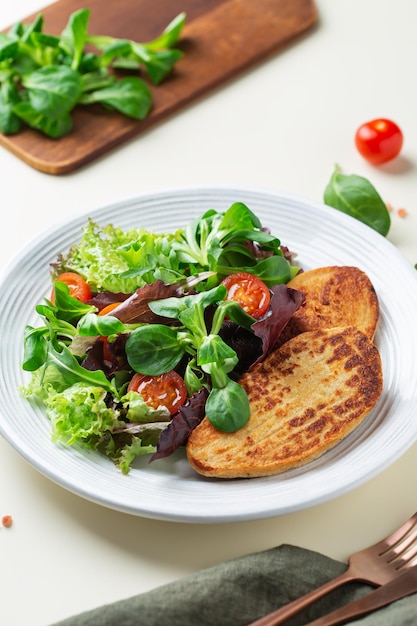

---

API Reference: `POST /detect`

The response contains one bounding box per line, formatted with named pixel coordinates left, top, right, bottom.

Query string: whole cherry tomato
left=355, top=118, right=403, bottom=165
left=51, top=272, right=92, bottom=303
left=127, top=371, right=188, bottom=415
left=221, top=272, right=271, bottom=318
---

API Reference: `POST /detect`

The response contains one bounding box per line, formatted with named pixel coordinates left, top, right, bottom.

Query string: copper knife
left=305, top=564, right=417, bottom=625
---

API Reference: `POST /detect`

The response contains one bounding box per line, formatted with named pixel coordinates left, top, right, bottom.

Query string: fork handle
left=304, top=566, right=417, bottom=625
left=248, top=569, right=357, bottom=626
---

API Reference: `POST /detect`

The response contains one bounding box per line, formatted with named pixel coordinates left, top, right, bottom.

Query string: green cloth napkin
left=50, top=544, right=417, bottom=625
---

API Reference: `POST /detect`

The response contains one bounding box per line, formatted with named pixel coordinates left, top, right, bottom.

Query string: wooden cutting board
left=1, top=0, right=317, bottom=175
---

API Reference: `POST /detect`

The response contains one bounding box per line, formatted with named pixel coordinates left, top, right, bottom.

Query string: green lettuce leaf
left=122, top=390, right=170, bottom=423
left=54, top=219, right=180, bottom=292
left=45, top=382, right=122, bottom=445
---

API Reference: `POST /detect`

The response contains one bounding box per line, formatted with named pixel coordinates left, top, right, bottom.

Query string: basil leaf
left=324, top=166, right=391, bottom=236
left=126, top=324, right=185, bottom=375
left=205, top=379, right=250, bottom=432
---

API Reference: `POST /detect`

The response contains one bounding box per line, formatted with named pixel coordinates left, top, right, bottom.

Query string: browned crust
left=186, top=326, right=383, bottom=478
left=279, top=266, right=379, bottom=344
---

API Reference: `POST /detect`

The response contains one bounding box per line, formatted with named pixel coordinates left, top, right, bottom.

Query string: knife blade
left=306, top=564, right=417, bottom=625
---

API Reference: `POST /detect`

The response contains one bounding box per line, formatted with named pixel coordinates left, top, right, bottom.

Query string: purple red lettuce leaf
left=88, top=280, right=185, bottom=323
left=251, top=284, right=305, bottom=365
left=111, top=280, right=184, bottom=324
left=149, top=388, right=209, bottom=461
left=219, top=284, right=304, bottom=373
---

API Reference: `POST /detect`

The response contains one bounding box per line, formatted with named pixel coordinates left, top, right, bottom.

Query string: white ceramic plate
left=1, top=186, right=417, bottom=523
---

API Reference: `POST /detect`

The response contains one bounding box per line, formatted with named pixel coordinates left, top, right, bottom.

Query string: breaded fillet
left=186, top=326, right=383, bottom=478
left=279, top=266, right=379, bottom=344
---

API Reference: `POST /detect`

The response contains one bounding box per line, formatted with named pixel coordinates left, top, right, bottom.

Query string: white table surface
left=1, top=1, right=416, bottom=624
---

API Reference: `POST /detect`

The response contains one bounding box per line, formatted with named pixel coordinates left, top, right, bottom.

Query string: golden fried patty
left=280, top=266, right=379, bottom=344
left=186, top=326, right=383, bottom=478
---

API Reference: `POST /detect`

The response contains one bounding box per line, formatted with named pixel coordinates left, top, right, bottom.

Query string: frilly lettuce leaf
left=45, top=382, right=122, bottom=445
left=52, top=219, right=181, bottom=293
left=42, top=382, right=165, bottom=473
left=122, top=390, right=170, bottom=423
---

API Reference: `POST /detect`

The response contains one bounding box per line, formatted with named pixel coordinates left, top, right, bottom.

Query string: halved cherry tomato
left=98, top=303, right=123, bottom=362
left=127, top=371, right=188, bottom=415
left=221, top=272, right=271, bottom=318
left=355, top=118, right=403, bottom=165
left=51, top=272, right=92, bottom=304
left=98, top=302, right=122, bottom=316
left=98, top=336, right=113, bottom=364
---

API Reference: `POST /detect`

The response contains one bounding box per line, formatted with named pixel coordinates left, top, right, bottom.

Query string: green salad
left=21, top=202, right=304, bottom=473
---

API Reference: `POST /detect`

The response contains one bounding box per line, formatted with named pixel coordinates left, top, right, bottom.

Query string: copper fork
left=249, top=511, right=417, bottom=626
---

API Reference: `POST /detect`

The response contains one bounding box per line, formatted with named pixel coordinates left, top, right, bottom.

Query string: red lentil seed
left=2, top=515, right=13, bottom=528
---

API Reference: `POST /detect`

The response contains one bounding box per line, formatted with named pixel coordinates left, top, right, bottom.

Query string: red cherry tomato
left=355, top=118, right=403, bottom=165
left=98, top=302, right=122, bottom=316
left=51, top=272, right=92, bottom=304
left=127, top=371, right=188, bottom=415
left=98, top=302, right=123, bottom=362
left=221, top=272, right=271, bottom=318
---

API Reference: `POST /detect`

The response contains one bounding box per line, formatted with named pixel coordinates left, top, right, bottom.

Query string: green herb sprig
left=0, top=9, right=186, bottom=138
